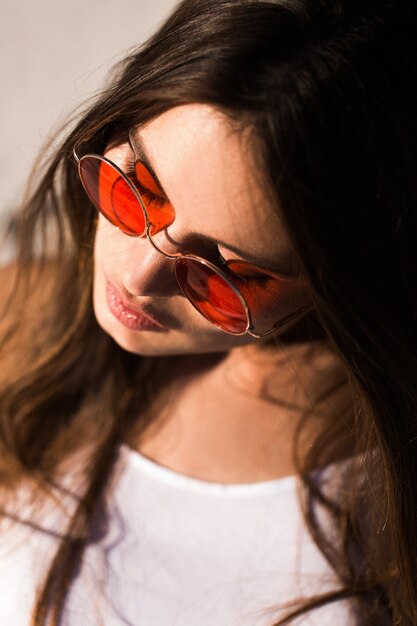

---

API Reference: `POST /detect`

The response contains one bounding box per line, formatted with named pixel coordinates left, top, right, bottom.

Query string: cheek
left=93, top=215, right=119, bottom=265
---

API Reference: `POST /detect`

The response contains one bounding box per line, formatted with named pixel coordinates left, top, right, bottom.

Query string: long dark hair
left=1, top=0, right=416, bottom=624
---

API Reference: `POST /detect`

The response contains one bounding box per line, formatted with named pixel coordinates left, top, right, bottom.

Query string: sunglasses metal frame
left=73, top=136, right=313, bottom=338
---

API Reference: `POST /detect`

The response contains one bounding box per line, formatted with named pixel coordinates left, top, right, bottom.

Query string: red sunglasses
left=73, top=134, right=312, bottom=337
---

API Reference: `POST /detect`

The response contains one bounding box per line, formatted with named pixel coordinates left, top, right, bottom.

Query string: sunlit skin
left=93, top=104, right=311, bottom=357
left=92, top=104, right=346, bottom=483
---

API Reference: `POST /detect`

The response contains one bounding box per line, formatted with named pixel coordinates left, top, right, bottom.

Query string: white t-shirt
left=0, top=445, right=356, bottom=625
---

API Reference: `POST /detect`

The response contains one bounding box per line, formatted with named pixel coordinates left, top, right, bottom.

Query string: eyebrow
left=129, top=130, right=300, bottom=280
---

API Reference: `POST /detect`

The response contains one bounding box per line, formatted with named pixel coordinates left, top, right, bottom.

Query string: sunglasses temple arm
left=72, top=146, right=81, bottom=163
left=247, top=303, right=314, bottom=339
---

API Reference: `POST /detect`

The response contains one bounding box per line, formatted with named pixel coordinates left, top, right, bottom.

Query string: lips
left=105, top=279, right=168, bottom=332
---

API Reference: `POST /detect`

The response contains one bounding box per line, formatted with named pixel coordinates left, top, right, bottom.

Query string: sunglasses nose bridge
left=144, top=222, right=183, bottom=264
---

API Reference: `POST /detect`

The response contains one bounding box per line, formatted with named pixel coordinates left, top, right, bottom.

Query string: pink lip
left=105, top=280, right=168, bottom=332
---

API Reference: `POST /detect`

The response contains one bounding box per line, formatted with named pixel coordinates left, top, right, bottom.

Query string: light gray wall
left=0, top=0, right=179, bottom=222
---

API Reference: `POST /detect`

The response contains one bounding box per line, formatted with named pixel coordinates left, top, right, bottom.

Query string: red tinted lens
left=225, top=260, right=311, bottom=333
left=79, top=156, right=145, bottom=235
left=135, top=162, right=175, bottom=235
left=175, top=258, right=248, bottom=334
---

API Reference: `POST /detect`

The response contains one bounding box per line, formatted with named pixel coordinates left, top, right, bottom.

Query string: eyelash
left=214, top=253, right=273, bottom=290
left=226, top=267, right=273, bottom=289
left=125, top=161, right=167, bottom=210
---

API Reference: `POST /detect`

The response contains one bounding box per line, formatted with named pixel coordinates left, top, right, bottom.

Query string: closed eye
left=221, top=257, right=277, bottom=285
left=125, top=160, right=168, bottom=210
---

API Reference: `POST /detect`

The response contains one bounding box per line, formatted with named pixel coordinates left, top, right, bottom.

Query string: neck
left=132, top=340, right=353, bottom=484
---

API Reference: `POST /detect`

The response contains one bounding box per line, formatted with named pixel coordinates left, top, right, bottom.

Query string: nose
left=118, top=231, right=181, bottom=298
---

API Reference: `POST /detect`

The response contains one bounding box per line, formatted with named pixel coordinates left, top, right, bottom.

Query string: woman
left=0, top=0, right=415, bottom=624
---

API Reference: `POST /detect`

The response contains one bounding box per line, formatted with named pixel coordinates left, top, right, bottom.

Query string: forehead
left=132, top=104, right=294, bottom=265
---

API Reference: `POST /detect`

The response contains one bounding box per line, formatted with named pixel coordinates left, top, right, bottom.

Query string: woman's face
left=93, top=104, right=310, bottom=356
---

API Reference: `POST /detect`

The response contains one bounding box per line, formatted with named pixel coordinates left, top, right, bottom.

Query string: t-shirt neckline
left=120, top=444, right=299, bottom=498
